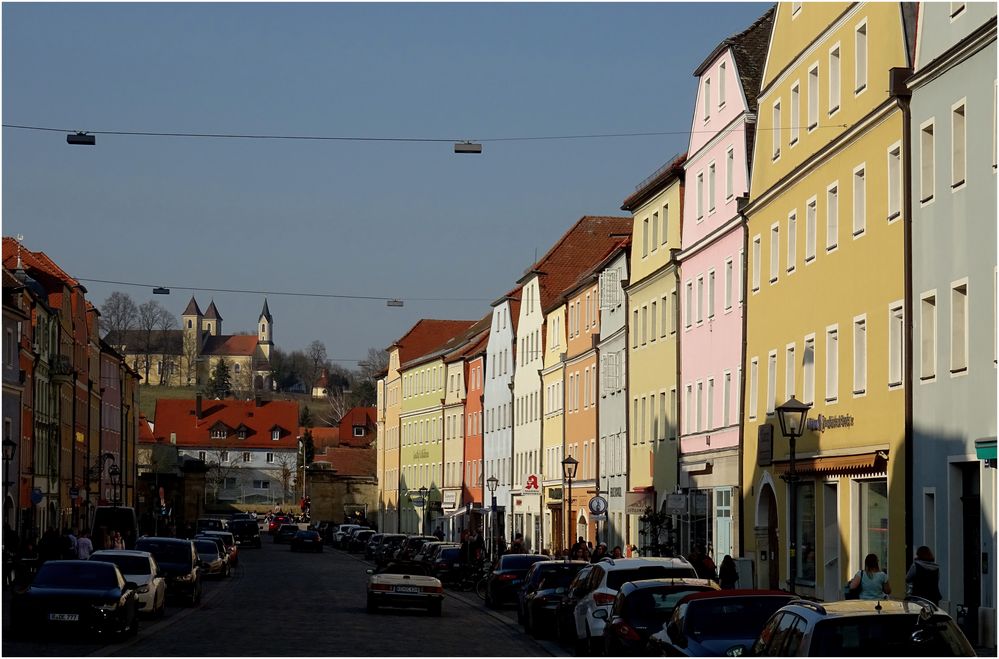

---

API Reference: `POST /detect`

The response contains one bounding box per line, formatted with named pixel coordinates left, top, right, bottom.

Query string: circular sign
left=31, top=488, right=44, bottom=505
left=588, top=496, right=608, bottom=515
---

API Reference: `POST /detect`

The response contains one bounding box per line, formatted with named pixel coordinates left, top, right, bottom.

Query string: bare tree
left=322, top=387, right=352, bottom=426
left=358, top=347, right=389, bottom=381
left=203, top=449, right=246, bottom=503
left=183, top=334, right=201, bottom=387
left=273, top=453, right=296, bottom=504
left=99, top=292, right=138, bottom=343
left=136, top=300, right=172, bottom=384
left=156, top=305, right=178, bottom=385
left=307, top=340, right=328, bottom=391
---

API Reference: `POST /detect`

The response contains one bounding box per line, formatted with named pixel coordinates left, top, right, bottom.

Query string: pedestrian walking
left=687, top=544, right=717, bottom=581
left=591, top=542, right=609, bottom=563
left=111, top=530, right=125, bottom=550
left=76, top=530, right=94, bottom=560
left=611, top=545, right=624, bottom=559
left=905, top=546, right=941, bottom=605
left=849, top=553, right=891, bottom=600
left=719, top=555, right=738, bottom=589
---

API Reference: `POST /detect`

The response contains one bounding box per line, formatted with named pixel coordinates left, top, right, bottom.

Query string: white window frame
left=696, top=172, right=705, bottom=220
left=708, top=162, right=716, bottom=213
left=952, top=99, right=967, bottom=191
left=723, top=370, right=732, bottom=427
left=808, top=63, right=819, bottom=131
left=749, top=358, right=759, bottom=421
left=769, top=223, right=780, bottom=284
left=726, top=147, right=735, bottom=200
left=787, top=210, right=797, bottom=274
left=825, top=325, right=839, bottom=404
left=888, top=301, right=904, bottom=389
left=707, top=270, right=716, bottom=319
left=718, top=62, right=727, bottom=108
left=752, top=236, right=761, bottom=293
left=772, top=100, right=782, bottom=161
left=786, top=343, right=796, bottom=399
left=826, top=182, right=839, bottom=252
left=887, top=142, right=903, bottom=221
left=704, top=77, right=712, bottom=121
left=805, top=197, right=817, bottom=263
left=662, top=203, right=670, bottom=245
left=766, top=350, right=777, bottom=417
left=950, top=2, right=966, bottom=20
left=724, top=258, right=734, bottom=311
left=706, top=378, right=715, bottom=430
left=829, top=43, right=841, bottom=115
left=696, top=276, right=704, bottom=324
left=920, top=119, right=936, bottom=204
left=803, top=334, right=816, bottom=405
left=853, top=314, right=868, bottom=396
left=790, top=81, right=801, bottom=146
left=855, top=19, right=868, bottom=94
left=852, top=164, right=866, bottom=238
left=685, top=281, right=693, bottom=329
left=950, top=279, right=969, bottom=375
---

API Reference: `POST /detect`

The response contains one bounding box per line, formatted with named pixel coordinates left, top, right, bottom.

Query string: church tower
left=203, top=300, right=222, bottom=336
left=181, top=297, right=203, bottom=385
left=257, top=298, right=274, bottom=360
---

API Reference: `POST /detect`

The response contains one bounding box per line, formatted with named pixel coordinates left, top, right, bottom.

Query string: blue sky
left=3, top=2, right=769, bottom=363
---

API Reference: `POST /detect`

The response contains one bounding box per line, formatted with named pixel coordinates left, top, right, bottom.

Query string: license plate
left=49, top=613, right=79, bottom=621
left=394, top=586, right=420, bottom=594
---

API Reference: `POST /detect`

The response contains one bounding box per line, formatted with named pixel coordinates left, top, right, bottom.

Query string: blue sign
left=31, top=488, right=43, bottom=505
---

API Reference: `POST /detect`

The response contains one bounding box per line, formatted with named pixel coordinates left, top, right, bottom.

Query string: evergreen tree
left=204, top=358, right=232, bottom=399
left=299, top=406, right=314, bottom=428
left=302, top=429, right=315, bottom=465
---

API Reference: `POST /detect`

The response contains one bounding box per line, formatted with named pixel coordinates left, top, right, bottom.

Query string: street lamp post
left=561, top=455, right=579, bottom=554
left=486, top=475, right=499, bottom=560
left=108, top=464, right=121, bottom=508
left=419, top=486, right=429, bottom=536
left=775, top=396, right=811, bottom=596
left=3, top=438, right=16, bottom=531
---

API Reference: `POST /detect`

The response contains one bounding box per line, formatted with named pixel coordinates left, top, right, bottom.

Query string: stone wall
left=306, top=470, right=378, bottom=524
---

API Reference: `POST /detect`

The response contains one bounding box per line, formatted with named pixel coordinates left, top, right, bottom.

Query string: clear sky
left=3, top=1, right=769, bottom=364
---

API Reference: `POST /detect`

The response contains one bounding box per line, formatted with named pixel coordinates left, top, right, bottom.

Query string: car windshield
left=438, top=548, right=460, bottom=561
left=499, top=555, right=547, bottom=570
left=136, top=540, right=191, bottom=564
left=195, top=540, right=219, bottom=554
left=35, top=562, right=118, bottom=589
left=811, top=615, right=973, bottom=657
left=606, top=567, right=696, bottom=590
left=624, top=588, right=714, bottom=618
left=279, top=526, right=297, bottom=533
left=685, top=596, right=792, bottom=638
left=93, top=555, right=151, bottom=576
left=536, top=565, right=585, bottom=588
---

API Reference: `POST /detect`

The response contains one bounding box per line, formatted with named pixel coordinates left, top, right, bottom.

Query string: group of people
left=5, top=526, right=126, bottom=585
left=847, top=547, right=941, bottom=604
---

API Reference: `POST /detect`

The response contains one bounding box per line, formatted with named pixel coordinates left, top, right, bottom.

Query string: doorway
left=758, top=483, right=780, bottom=590
left=960, top=463, right=981, bottom=641
left=823, top=483, right=840, bottom=601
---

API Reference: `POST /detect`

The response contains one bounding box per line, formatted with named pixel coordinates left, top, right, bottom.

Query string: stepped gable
left=202, top=334, right=258, bottom=357
left=391, top=319, right=477, bottom=364
left=152, top=398, right=299, bottom=449
left=527, top=215, right=633, bottom=310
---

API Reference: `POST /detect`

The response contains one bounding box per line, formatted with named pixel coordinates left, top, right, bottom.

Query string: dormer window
left=211, top=428, right=227, bottom=440
left=353, top=426, right=366, bottom=437
left=272, top=429, right=281, bottom=441
left=238, top=429, right=248, bottom=440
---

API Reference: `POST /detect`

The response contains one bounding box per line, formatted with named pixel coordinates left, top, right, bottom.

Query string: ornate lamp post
left=486, top=475, right=499, bottom=560
left=775, top=396, right=811, bottom=595
left=419, top=486, right=429, bottom=536
left=3, top=437, right=16, bottom=531
left=108, top=464, right=121, bottom=508
left=561, top=455, right=579, bottom=553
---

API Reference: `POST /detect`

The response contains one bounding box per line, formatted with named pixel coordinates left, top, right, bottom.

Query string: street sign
left=69, top=487, right=80, bottom=499
left=588, top=496, right=608, bottom=515
left=666, top=493, right=686, bottom=514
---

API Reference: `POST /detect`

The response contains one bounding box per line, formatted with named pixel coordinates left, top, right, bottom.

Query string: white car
left=572, top=557, right=697, bottom=652
left=366, top=564, right=444, bottom=616
left=90, top=549, right=167, bottom=617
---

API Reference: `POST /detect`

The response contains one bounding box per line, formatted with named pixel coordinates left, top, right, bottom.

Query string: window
left=752, top=236, right=761, bottom=292
left=770, top=224, right=780, bottom=284
left=706, top=378, right=714, bottom=430
left=696, top=277, right=704, bottom=323
left=696, top=172, right=704, bottom=219
left=652, top=211, right=659, bottom=249
left=772, top=100, right=781, bottom=159
left=724, top=259, right=734, bottom=310
left=669, top=388, right=678, bottom=439
left=670, top=290, right=678, bottom=334
left=633, top=309, right=640, bottom=347
left=853, top=316, right=867, bottom=395
left=792, top=1, right=802, bottom=16
left=220, top=451, right=230, bottom=462
left=853, top=165, right=866, bottom=236
left=211, top=427, right=227, bottom=440
left=790, top=82, right=800, bottom=145
left=737, top=250, right=744, bottom=303
left=651, top=300, right=658, bottom=340
left=661, top=204, right=670, bottom=245
left=829, top=45, right=841, bottom=113
left=749, top=358, right=759, bottom=420
left=952, top=101, right=966, bottom=188
left=951, top=282, right=968, bottom=373
left=787, top=211, right=797, bottom=273
left=951, top=2, right=966, bottom=18
left=889, top=303, right=904, bottom=387
left=708, top=271, right=716, bottom=318
left=685, top=282, right=693, bottom=328
left=805, top=198, right=817, bottom=262
left=271, top=429, right=281, bottom=441
left=803, top=335, right=815, bottom=404
left=726, top=147, right=735, bottom=199
left=641, top=306, right=648, bottom=345
left=808, top=65, right=819, bottom=130
left=661, top=295, right=669, bottom=338
left=920, top=121, right=935, bottom=203
left=199, top=450, right=206, bottom=462
left=723, top=372, right=732, bottom=427
left=888, top=144, right=902, bottom=220
left=786, top=344, right=796, bottom=398
left=642, top=218, right=650, bottom=257
left=695, top=382, right=703, bottom=432
left=826, top=326, right=839, bottom=402
left=826, top=183, right=839, bottom=250
left=242, top=451, right=251, bottom=462
left=859, top=480, right=889, bottom=573
left=708, top=163, right=716, bottom=213
left=684, top=386, right=692, bottom=434
left=767, top=351, right=777, bottom=416
left=266, top=452, right=274, bottom=464
left=796, top=482, right=817, bottom=583
left=704, top=77, right=712, bottom=120
left=719, top=62, right=726, bottom=106
left=855, top=21, right=867, bottom=93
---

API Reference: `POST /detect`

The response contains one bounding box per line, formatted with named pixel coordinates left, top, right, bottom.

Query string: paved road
left=3, top=536, right=558, bottom=657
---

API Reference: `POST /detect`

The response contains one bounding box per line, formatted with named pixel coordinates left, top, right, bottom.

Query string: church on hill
left=108, top=297, right=275, bottom=392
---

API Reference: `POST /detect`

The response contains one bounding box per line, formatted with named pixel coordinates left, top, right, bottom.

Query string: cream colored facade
left=541, top=305, right=566, bottom=553
left=742, top=2, right=912, bottom=600
left=399, top=357, right=446, bottom=533
left=380, top=347, right=402, bottom=532
left=624, top=161, right=684, bottom=552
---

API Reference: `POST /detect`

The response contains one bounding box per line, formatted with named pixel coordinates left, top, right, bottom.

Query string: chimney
left=195, top=394, right=202, bottom=420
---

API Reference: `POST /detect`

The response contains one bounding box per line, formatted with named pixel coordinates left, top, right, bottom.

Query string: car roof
left=619, top=577, right=717, bottom=594
left=138, top=536, right=192, bottom=545
left=91, top=549, right=154, bottom=558
left=677, top=588, right=791, bottom=603
left=595, top=556, right=694, bottom=570
left=785, top=598, right=949, bottom=619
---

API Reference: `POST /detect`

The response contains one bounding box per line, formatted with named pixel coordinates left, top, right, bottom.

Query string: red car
left=268, top=515, right=293, bottom=535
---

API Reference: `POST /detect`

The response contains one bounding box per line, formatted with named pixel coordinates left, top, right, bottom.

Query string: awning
left=975, top=438, right=997, bottom=461
left=772, top=450, right=888, bottom=477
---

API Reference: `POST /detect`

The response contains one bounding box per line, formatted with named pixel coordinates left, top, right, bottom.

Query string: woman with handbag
left=849, top=553, right=892, bottom=600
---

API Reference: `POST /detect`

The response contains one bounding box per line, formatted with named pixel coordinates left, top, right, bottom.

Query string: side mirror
left=593, top=609, right=608, bottom=620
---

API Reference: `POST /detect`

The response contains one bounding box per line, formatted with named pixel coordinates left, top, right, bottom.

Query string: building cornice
left=907, top=19, right=996, bottom=91
left=676, top=214, right=746, bottom=263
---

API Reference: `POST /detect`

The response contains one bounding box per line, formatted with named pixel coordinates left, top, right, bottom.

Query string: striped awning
left=772, top=450, right=888, bottom=477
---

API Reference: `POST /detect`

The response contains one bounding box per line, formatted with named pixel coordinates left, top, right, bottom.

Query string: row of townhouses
left=2, top=237, right=141, bottom=540
left=375, top=2, right=996, bottom=645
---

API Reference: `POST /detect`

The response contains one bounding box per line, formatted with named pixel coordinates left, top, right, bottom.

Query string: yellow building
left=622, top=153, right=685, bottom=553
left=741, top=2, right=913, bottom=600
left=541, top=304, right=567, bottom=552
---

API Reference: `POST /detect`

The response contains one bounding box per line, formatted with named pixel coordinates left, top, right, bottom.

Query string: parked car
left=517, top=560, right=589, bottom=638
left=201, top=531, right=239, bottom=566
left=10, top=560, right=139, bottom=638
left=290, top=530, right=324, bottom=553
left=333, top=524, right=362, bottom=547
left=375, top=534, right=408, bottom=566
left=366, top=562, right=444, bottom=616
left=134, top=537, right=202, bottom=606
left=228, top=519, right=262, bottom=548
left=426, top=544, right=462, bottom=582
left=193, top=538, right=229, bottom=578
left=596, top=578, right=720, bottom=655
left=483, top=553, right=550, bottom=608
left=556, top=563, right=597, bottom=645
left=196, top=517, right=229, bottom=534
left=350, top=529, right=377, bottom=553
left=395, top=535, right=439, bottom=562
left=89, top=550, right=167, bottom=617
left=268, top=514, right=293, bottom=535
left=274, top=524, right=300, bottom=544
left=365, top=533, right=385, bottom=560
left=569, top=557, right=698, bottom=653
left=732, top=598, right=976, bottom=657
left=413, top=541, right=447, bottom=566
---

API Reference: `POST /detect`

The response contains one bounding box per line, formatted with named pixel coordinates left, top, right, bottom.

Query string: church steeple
left=203, top=299, right=222, bottom=336
left=257, top=298, right=273, bottom=358
left=181, top=297, right=203, bottom=385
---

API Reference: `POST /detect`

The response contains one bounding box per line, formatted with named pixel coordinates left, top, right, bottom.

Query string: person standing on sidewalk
left=76, top=530, right=93, bottom=560
left=905, top=546, right=941, bottom=605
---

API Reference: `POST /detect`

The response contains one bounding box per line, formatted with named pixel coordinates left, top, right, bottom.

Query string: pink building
left=676, top=8, right=773, bottom=564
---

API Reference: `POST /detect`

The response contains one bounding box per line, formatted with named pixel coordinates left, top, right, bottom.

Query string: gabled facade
left=541, top=301, right=567, bottom=553
left=742, top=2, right=914, bottom=601
left=622, top=154, right=686, bottom=554
left=676, top=7, right=773, bottom=565
left=908, top=2, right=997, bottom=641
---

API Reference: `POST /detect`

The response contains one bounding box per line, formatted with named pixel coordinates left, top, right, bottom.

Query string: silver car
left=90, top=549, right=167, bottom=617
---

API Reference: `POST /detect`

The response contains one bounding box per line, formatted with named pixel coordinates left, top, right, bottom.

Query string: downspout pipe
left=737, top=195, right=751, bottom=560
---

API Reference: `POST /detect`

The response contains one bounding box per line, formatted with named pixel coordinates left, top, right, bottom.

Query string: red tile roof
left=151, top=398, right=299, bottom=449
left=2, top=237, right=80, bottom=288
left=202, top=334, right=258, bottom=357
left=312, top=446, right=376, bottom=478
left=305, top=426, right=339, bottom=451
left=392, top=319, right=477, bottom=364
left=138, top=415, right=155, bottom=443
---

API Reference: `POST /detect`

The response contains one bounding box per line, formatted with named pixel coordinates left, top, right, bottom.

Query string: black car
left=134, top=537, right=202, bottom=606
left=349, top=529, right=376, bottom=553
left=274, top=524, right=299, bottom=544
left=484, top=553, right=550, bottom=608
left=395, top=535, right=438, bottom=561
left=229, top=519, right=262, bottom=548
left=365, top=533, right=384, bottom=560
left=556, top=564, right=597, bottom=645
left=290, top=530, right=323, bottom=553
left=10, top=560, right=140, bottom=638
left=597, top=578, right=720, bottom=656
left=413, top=541, right=447, bottom=566
left=375, top=534, right=407, bottom=566
left=517, top=560, right=589, bottom=638
left=427, top=545, right=462, bottom=582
